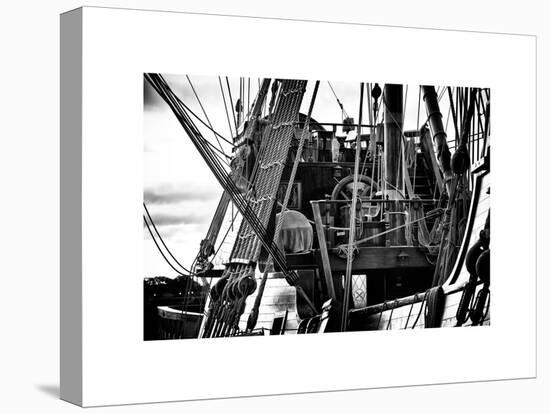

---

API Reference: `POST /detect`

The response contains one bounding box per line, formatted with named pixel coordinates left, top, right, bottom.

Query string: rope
left=198, top=79, right=308, bottom=335
left=246, top=81, right=321, bottom=331
left=327, top=81, right=349, bottom=119
left=338, top=207, right=443, bottom=250
left=145, top=75, right=292, bottom=282
left=403, top=294, right=418, bottom=329
left=142, top=202, right=195, bottom=275
left=424, top=286, right=445, bottom=328
left=186, top=75, right=225, bottom=152
left=143, top=215, right=186, bottom=277
left=225, top=76, right=239, bottom=134
left=218, top=76, right=234, bottom=138
left=177, top=97, right=233, bottom=148
left=411, top=292, right=427, bottom=329
left=341, top=83, right=365, bottom=331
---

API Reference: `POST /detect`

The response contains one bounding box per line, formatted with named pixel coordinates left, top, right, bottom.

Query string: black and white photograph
left=143, top=75, right=491, bottom=340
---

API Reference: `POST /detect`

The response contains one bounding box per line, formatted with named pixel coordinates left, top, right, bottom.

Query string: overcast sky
left=143, top=75, right=458, bottom=278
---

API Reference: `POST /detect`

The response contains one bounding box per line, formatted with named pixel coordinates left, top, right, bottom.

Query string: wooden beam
left=403, top=161, right=415, bottom=198
left=311, top=202, right=336, bottom=302
left=383, top=84, right=406, bottom=245
left=421, top=129, right=444, bottom=193
left=348, top=279, right=483, bottom=324
left=286, top=246, right=433, bottom=272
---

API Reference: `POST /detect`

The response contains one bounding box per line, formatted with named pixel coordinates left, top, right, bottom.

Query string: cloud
left=143, top=222, right=181, bottom=239
left=144, top=211, right=212, bottom=227
left=144, top=185, right=219, bottom=205
left=143, top=76, right=165, bottom=111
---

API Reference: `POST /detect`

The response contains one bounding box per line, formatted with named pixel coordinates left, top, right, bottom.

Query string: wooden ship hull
left=348, top=158, right=490, bottom=331
left=143, top=76, right=491, bottom=339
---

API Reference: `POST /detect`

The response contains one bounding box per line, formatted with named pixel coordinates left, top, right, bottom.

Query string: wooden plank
left=286, top=246, right=433, bottom=272
left=350, top=283, right=490, bottom=331
left=403, top=162, right=415, bottom=198
left=311, top=202, right=336, bottom=301
left=330, top=246, right=432, bottom=271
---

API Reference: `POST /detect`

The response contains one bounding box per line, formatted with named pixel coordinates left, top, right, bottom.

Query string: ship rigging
left=143, top=74, right=490, bottom=340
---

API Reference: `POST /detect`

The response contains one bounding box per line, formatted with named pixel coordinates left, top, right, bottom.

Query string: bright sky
left=143, top=75, right=458, bottom=278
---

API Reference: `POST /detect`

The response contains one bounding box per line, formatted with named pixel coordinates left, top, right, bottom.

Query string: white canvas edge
left=61, top=6, right=536, bottom=407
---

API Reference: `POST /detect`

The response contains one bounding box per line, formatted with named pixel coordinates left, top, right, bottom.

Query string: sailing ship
left=143, top=74, right=490, bottom=340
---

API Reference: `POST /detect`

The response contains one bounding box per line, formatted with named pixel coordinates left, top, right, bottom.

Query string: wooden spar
left=287, top=246, right=433, bottom=271
left=422, top=85, right=453, bottom=194
left=421, top=129, right=444, bottom=194
left=198, top=79, right=271, bottom=261
left=233, top=79, right=271, bottom=147
left=202, top=191, right=231, bottom=253
left=383, top=84, right=406, bottom=246
left=341, top=83, right=365, bottom=331
left=198, top=78, right=271, bottom=337
left=246, top=81, right=320, bottom=332
left=311, top=202, right=336, bottom=302
left=349, top=279, right=482, bottom=318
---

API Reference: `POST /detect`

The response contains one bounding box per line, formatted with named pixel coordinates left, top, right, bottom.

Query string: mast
left=194, top=79, right=271, bottom=273
left=422, top=85, right=452, bottom=194
left=341, top=83, right=365, bottom=331
left=383, top=84, right=406, bottom=246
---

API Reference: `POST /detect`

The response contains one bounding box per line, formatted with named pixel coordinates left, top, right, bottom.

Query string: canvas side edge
left=60, top=7, right=83, bottom=407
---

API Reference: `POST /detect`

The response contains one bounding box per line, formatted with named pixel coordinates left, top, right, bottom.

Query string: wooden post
left=421, top=129, right=444, bottom=194
left=341, top=83, right=365, bottom=331
left=311, top=201, right=336, bottom=302
left=422, top=85, right=453, bottom=194
left=383, top=84, right=407, bottom=246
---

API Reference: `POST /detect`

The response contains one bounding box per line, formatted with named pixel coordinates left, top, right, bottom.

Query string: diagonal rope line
left=327, top=81, right=349, bottom=119
left=186, top=75, right=225, bottom=152
left=145, top=74, right=292, bottom=277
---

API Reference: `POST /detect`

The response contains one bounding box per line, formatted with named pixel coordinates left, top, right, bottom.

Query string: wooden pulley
left=451, top=144, right=470, bottom=175
left=209, top=284, right=220, bottom=302
left=455, top=282, right=476, bottom=327
left=235, top=98, right=243, bottom=114
left=294, top=270, right=319, bottom=320
left=476, top=249, right=490, bottom=286
left=211, top=276, right=228, bottom=301
left=238, top=274, right=257, bottom=297
left=470, top=286, right=490, bottom=326
left=226, top=279, right=239, bottom=302
left=465, top=238, right=484, bottom=275
left=199, top=238, right=215, bottom=258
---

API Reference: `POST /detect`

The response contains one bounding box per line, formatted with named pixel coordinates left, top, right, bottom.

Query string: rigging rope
left=196, top=79, right=309, bottom=336
left=341, top=83, right=365, bottom=332
left=338, top=207, right=444, bottom=250
left=327, top=81, right=349, bottom=119
left=177, top=97, right=234, bottom=148
left=186, top=75, right=225, bottom=152
left=225, top=76, right=239, bottom=134
left=218, top=77, right=235, bottom=139
left=143, top=202, right=194, bottom=275
left=143, top=215, right=186, bottom=277
left=246, top=80, right=321, bottom=332
left=145, top=74, right=290, bottom=277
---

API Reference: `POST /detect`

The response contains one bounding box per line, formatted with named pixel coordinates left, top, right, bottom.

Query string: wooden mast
left=421, top=85, right=453, bottom=194
left=383, top=84, right=406, bottom=246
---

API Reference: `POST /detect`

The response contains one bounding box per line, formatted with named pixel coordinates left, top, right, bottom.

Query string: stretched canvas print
left=143, top=75, right=491, bottom=340
left=60, top=6, right=536, bottom=407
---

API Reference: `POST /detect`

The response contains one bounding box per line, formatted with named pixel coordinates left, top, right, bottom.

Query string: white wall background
left=0, top=0, right=548, bottom=412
